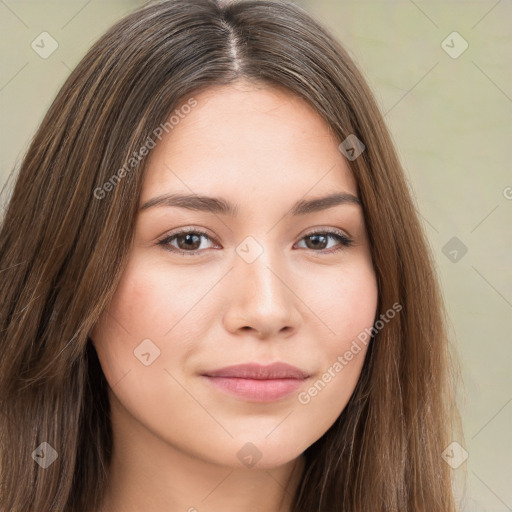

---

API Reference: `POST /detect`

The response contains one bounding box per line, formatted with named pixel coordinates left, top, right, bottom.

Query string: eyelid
left=158, top=226, right=216, bottom=240
left=299, top=226, right=352, bottom=242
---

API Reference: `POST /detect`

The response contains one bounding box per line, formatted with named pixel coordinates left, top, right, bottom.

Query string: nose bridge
left=223, top=233, right=299, bottom=336
left=236, top=234, right=289, bottom=307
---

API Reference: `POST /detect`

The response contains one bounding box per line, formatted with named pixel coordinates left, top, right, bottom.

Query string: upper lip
left=202, top=362, right=309, bottom=380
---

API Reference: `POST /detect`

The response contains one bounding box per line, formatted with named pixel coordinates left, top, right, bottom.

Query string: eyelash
left=156, top=227, right=354, bottom=257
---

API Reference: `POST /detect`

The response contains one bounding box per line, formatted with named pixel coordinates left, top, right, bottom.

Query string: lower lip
left=203, top=376, right=306, bottom=402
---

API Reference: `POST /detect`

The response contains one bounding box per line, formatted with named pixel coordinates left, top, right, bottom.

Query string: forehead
left=141, top=81, right=358, bottom=205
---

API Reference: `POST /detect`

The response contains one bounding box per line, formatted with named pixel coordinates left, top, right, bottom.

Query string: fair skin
left=91, top=80, right=378, bottom=512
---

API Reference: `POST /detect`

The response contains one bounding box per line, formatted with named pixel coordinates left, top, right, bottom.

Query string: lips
left=201, top=362, right=310, bottom=402
left=202, top=362, right=310, bottom=380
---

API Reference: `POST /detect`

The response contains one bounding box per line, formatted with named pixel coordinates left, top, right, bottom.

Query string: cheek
left=294, top=258, right=377, bottom=430
left=98, top=255, right=200, bottom=342
left=302, top=254, right=378, bottom=342
left=89, top=254, right=218, bottom=390
left=89, top=257, right=162, bottom=386
left=108, top=264, right=168, bottom=335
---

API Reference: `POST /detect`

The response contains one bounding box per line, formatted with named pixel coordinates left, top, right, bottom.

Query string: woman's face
left=91, top=80, right=378, bottom=470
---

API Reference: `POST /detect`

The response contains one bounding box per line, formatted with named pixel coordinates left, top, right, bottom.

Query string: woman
left=0, top=0, right=461, bottom=510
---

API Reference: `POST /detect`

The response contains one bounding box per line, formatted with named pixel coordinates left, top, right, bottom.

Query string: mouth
left=201, top=362, right=310, bottom=402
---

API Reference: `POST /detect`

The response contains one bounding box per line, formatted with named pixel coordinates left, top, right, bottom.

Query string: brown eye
left=157, top=229, right=217, bottom=256
left=157, top=228, right=353, bottom=257
left=296, top=230, right=353, bottom=253
left=174, top=232, right=203, bottom=251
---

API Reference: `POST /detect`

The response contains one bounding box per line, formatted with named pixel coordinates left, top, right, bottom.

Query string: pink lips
left=202, top=362, right=309, bottom=402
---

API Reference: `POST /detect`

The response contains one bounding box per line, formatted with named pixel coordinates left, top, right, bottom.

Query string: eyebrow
left=139, top=191, right=362, bottom=216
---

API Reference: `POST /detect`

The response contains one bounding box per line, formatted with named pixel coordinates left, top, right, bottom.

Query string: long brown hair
left=0, top=0, right=461, bottom=510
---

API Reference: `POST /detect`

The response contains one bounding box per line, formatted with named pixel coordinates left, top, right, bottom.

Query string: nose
left=222, top=245, right=302, bottom=340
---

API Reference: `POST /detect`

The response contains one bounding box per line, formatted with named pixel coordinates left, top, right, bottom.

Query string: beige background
left=1, top=1, right=511, bottom=510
